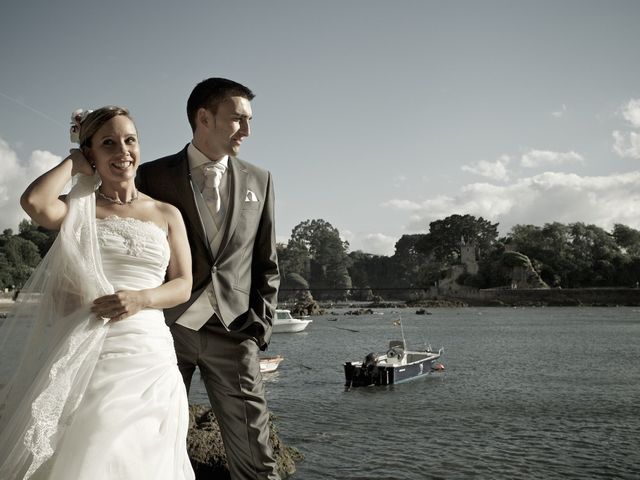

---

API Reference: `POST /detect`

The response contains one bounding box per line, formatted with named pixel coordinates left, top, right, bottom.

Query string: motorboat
left=273, top=309, right=312, bottom=333
left=259, top=355, right=284, bottom=373
left=344, top=340, right=444, bottom=388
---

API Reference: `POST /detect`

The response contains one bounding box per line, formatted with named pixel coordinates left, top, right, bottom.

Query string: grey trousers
left=170, top=321, right=280, bottom=480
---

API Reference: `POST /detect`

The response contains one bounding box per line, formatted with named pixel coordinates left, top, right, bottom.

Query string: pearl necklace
left=97, top=188, right=139, bottom=205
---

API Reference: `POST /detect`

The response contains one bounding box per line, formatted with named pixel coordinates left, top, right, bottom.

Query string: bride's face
left=88, top=115, right=140, bottom=183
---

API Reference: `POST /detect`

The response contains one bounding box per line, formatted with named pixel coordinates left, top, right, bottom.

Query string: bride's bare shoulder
left=133, top=194, right=182, bottom=231
left=146, top=197, right=184, bottom=230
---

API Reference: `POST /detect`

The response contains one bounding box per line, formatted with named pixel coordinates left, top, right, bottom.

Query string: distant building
left=460, top=236, right=478, bottom=275
left=432, top=237, right=479, bottom=295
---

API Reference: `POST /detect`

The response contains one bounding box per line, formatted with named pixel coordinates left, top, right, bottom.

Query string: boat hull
left=344, top=351, right=442, bottom=387
left=260, top=355, right=284, bottom=373
left=273, top=309, right=313, bottom=333
left=272, top=319, right=312, bottom=333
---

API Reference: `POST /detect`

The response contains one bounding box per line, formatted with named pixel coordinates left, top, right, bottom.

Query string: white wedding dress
left=33, top=216, right=195, bottom=480
left=26, top=217, right=193, bottom=480
left=0, top=176, right=194, bottom=480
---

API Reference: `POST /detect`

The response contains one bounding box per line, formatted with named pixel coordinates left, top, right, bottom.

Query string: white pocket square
left=245, top=189, right=258, bottom=202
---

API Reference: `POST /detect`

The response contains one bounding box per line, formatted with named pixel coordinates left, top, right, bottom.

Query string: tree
left=613, top=224, right=640, bottom=257
left=507, top=222, right=625, bottom=288
left=287, top=219, right=352, bottom=299
left=347, top=251, right=400, bottom=299
left=0, top=252, right=12, bottom=289
left=418, top=214, right=499, bottom=264
left=391, top=234, right=428, bottom=288
left=507, top=223, right=572, bottom=286
left=566, top=223, right=621, bottom=286
left=0, top=235, right=41, bottom=288
left=18, top=219, right=58, bottom=258
left=277, top=241, right=310, bottom=285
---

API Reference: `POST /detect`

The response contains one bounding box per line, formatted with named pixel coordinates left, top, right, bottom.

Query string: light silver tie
left=203, top=162, right=226, bottom=214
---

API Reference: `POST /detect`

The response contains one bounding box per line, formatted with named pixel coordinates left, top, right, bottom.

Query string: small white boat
left=344, top=341, right=444, bottom=387
left=259, top=355, right=284, bottom=373
left=273, top=309, right=313, bottom=333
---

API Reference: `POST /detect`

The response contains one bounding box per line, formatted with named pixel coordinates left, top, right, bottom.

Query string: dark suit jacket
left=136, top=145, right=279, bottom=348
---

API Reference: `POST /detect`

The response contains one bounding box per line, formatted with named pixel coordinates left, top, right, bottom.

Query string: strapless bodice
left=97, top=216, right=170, bottom=292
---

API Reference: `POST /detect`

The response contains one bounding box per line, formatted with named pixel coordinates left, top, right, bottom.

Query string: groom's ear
left=197, top=108, right=212, bottom=129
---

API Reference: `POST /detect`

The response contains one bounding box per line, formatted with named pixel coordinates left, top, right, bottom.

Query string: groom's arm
left=248, top=171, right=280, bottom=347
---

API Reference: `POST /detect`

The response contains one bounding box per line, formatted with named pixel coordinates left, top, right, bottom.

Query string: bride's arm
left=91, top=204, right=193, bottom=321
left=145, top=203, right=193, bottom=307
left=21, top=149, right=94, bottom=230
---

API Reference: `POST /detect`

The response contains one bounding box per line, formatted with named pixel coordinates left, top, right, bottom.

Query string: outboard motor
left=363, top=352, right=377, bottom=369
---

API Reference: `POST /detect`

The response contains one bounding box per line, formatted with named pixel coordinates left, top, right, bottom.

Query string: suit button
left=211, top=266, right=217, bottom=274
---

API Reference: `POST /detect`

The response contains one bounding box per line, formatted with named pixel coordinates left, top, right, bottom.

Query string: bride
left=0, top=106, right=195, bottom=479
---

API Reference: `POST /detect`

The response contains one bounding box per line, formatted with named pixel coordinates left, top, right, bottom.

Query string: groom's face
left=199, top=96, right=252, bottom=161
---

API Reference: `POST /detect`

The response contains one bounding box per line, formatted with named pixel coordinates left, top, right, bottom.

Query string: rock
left=343, top=308, right=374, bottom=315
left=188, top=404, right=303, bottom=479
left=406, top=298, right=468, bottom=308
left=291, top=299, right=324, bottom=316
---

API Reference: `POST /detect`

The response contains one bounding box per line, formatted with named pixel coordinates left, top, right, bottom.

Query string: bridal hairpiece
left=69, top=108, right=93, bottom=144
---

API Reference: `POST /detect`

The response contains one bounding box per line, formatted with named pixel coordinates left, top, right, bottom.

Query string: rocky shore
left=187, top=404, right=303, bottom=479
left=286, top=288, right=640, bottom=311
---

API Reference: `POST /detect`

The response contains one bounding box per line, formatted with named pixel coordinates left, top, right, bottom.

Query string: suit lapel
left=217, top=156, right=247, bottom=258
left=168, top=149, right=209, bottom=250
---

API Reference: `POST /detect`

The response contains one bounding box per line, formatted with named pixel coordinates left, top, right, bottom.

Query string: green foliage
left=417, top=214, right=499, bottom=264
left=284, top=219, right=352, bottom=299
left=0, top=253, right=12, bottom=288
left=0, top=230, right=42, bottom=289
left=473, top=242, right=511, bottom=288
left=506, top=221, right=633, bottom=288
left=18, top=219, right=58, bottom=257
left=290, top=219, right=349, bottom=260
left=348, top=251, right=397, bottom=289
left=391, top=234, right=429, bottom=288
left=612, top=224, right=640, bottom=257
left=278, top=215, right=640, bottom=294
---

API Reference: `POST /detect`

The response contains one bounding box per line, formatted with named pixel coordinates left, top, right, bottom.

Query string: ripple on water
left=191, top=307, right=640, bottom=479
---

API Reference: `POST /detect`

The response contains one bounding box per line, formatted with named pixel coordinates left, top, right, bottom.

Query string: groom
left=136, top=78, right=280, bottom=480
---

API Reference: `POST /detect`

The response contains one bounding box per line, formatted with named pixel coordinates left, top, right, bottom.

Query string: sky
left=1, top=0, right=640, bottom=256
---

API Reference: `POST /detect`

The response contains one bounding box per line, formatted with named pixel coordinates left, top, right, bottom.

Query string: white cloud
left=393, top=174, right=407, bottom=183
left=359, top=233, right=397, bottom=256
left=383, top=199, right=423, bottom=210
left=384, top=170, right=640, bottom=235
left=612, top=131, right=640, bottom=159
left=551, top=104, right=567, bottom=118
left=621, top=98, right=640, bottom=128
left=461, top=155, right=510, bottom=181
left=612, top=99, right=640, bottom=160
left=340, top=230, right=397, bottom=256
left=521, top=150, right=584, bottom=168
left=0, top=138, right=61, bottom=232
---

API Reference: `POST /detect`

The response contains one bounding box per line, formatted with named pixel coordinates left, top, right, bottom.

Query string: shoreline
left=3, top=286, right=640, bottom=314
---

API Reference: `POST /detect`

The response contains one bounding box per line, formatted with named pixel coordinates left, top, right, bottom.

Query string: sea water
left=191, top=307, right=640, bottom=479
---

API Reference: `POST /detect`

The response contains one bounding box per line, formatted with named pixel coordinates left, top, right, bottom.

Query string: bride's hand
left=68, top=148, right=94, bottom=176
left=91, top=290, right=149, bottom=322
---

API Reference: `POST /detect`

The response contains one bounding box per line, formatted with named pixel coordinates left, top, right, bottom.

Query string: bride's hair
left=79, top=106, right=132, bottom=148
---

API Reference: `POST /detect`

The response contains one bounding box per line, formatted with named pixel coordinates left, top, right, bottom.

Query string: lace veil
left=0, top=173, right=113, bottom=479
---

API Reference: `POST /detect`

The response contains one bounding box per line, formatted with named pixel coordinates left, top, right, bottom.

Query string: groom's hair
left=187, top=78, right=255, bottom=132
